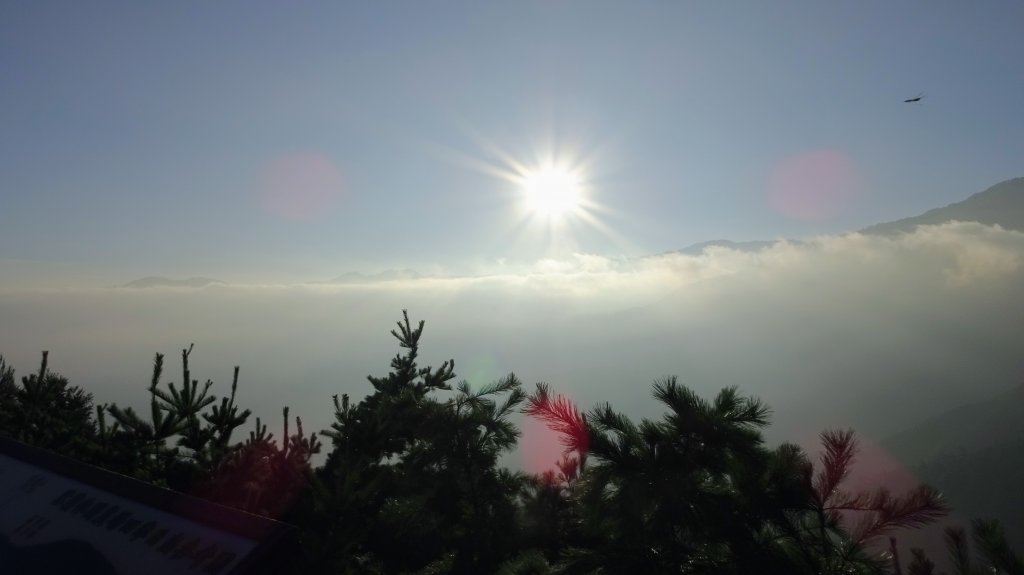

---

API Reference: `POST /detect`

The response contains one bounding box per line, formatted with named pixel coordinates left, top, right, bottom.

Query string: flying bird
left=904, top=93, right=924, bottom=103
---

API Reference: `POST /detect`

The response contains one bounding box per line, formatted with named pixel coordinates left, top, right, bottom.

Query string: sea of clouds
left=3, top=221, right=1023, bottom=471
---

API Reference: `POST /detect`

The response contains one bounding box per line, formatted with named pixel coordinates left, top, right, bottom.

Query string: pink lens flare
left=520, top=415, right=572, bottom=476
left=520, top=388, right=589, bottom=477
left=839, top=434, right=920, bottom=495
left=767, top=150, right=862, bottom=221
left=259, top=153, right=345, bottom=221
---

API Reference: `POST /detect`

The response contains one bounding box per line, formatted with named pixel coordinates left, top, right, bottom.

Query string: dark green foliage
left=894, top=518, right=1024, bottom=575
left=0, top=356, right=19, bottom=433
left=971, top=519, right=1024, bottom=575
left=496, top=549, right=553, bottom=575
left=302, top=311, right=528, bottom=574
left=523, top=378, right=950, bottom=574
left=0, top=356, right=14, bottom=403
left=945, top=525, right=974, bottom=575
left=0, top=352, right=96, bottom=457
left=197, top=407, right=321, bottom=518
left=99, top=346, right=266, bottom=491
left=516, top=463, right=580, bottom=562
left=0, top=346, right=316, bottom=519
left=907, top=548, right=937, bottom=575
left=2, top=312, right=1011, bottom=574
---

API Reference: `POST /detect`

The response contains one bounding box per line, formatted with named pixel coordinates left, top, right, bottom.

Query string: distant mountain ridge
left=860, top=177, right=1024, bottom=236
left=130, top=179, right=1024, bottom=283
left=676, top=177, right=1024, bottom=256
left=122, top=277, right=225, bottom=288
left=322, top=269, right=424, bottom=284
left=880, top=384, right=1024, bottom=548
left=673, top=239, right=784, bottom=256
left=882, top=383, right=1024, bottom=467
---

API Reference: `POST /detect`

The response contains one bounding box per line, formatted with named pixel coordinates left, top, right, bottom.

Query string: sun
left=521, top=165, right=583, bottom=218
left=435, top=131, right=624, bottom=254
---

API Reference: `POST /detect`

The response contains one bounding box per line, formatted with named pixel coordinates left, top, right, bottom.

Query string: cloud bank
left=2, top=222, right=1023, bottom=470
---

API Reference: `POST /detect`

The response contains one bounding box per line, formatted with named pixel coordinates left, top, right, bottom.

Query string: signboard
left=0, top=438, right=293, bottom=574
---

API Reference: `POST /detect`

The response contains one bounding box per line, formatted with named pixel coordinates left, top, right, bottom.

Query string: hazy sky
left=3, top=3, right=1024, bottom=485
left=3, top=1, right=1022, bottom=284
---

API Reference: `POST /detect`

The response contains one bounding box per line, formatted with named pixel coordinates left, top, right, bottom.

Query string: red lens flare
left=520, top=415, right=572, bottom=475
left=767, top=150, right=861, bottom=221
left=259, top=153, right=345, bottom=221
left=521, top=387, right=589, bottom=476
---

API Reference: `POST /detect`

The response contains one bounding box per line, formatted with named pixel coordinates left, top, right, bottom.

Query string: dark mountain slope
left=882, top=384, right=1024, bottom=467
left=861, top=177, right=1024, bottom=235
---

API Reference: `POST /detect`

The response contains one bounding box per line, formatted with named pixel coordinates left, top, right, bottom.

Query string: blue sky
left=2, top=1, right=1022, bottom=284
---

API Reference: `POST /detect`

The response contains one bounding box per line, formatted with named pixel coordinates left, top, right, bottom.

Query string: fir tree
left=303, top=311, right=526, bottom=574
left=0, top=351, right=96, bottom=457
left=524, top=377, right=949, bottom=574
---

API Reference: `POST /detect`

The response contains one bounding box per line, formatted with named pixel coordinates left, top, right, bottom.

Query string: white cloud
left=2, top=222, right=1023, bottom=468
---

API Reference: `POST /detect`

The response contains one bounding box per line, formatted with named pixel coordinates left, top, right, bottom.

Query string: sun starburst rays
left=427, top=125, right=624, bottom=258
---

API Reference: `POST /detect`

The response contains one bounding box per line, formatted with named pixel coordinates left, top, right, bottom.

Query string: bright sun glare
left=521, top=166, right=583, bottom=218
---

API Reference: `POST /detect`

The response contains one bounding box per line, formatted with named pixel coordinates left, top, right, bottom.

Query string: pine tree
left=524, top=378, right=949, bottom=574
left=302, top=311, right=527, bottom=574
left=0, top=352, right=96, bottom=457
left=907, top=548, right=937, bottom=575
left=103, top=346, right=259, bottom=492
left=198, top=406, right=320, bottom=518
